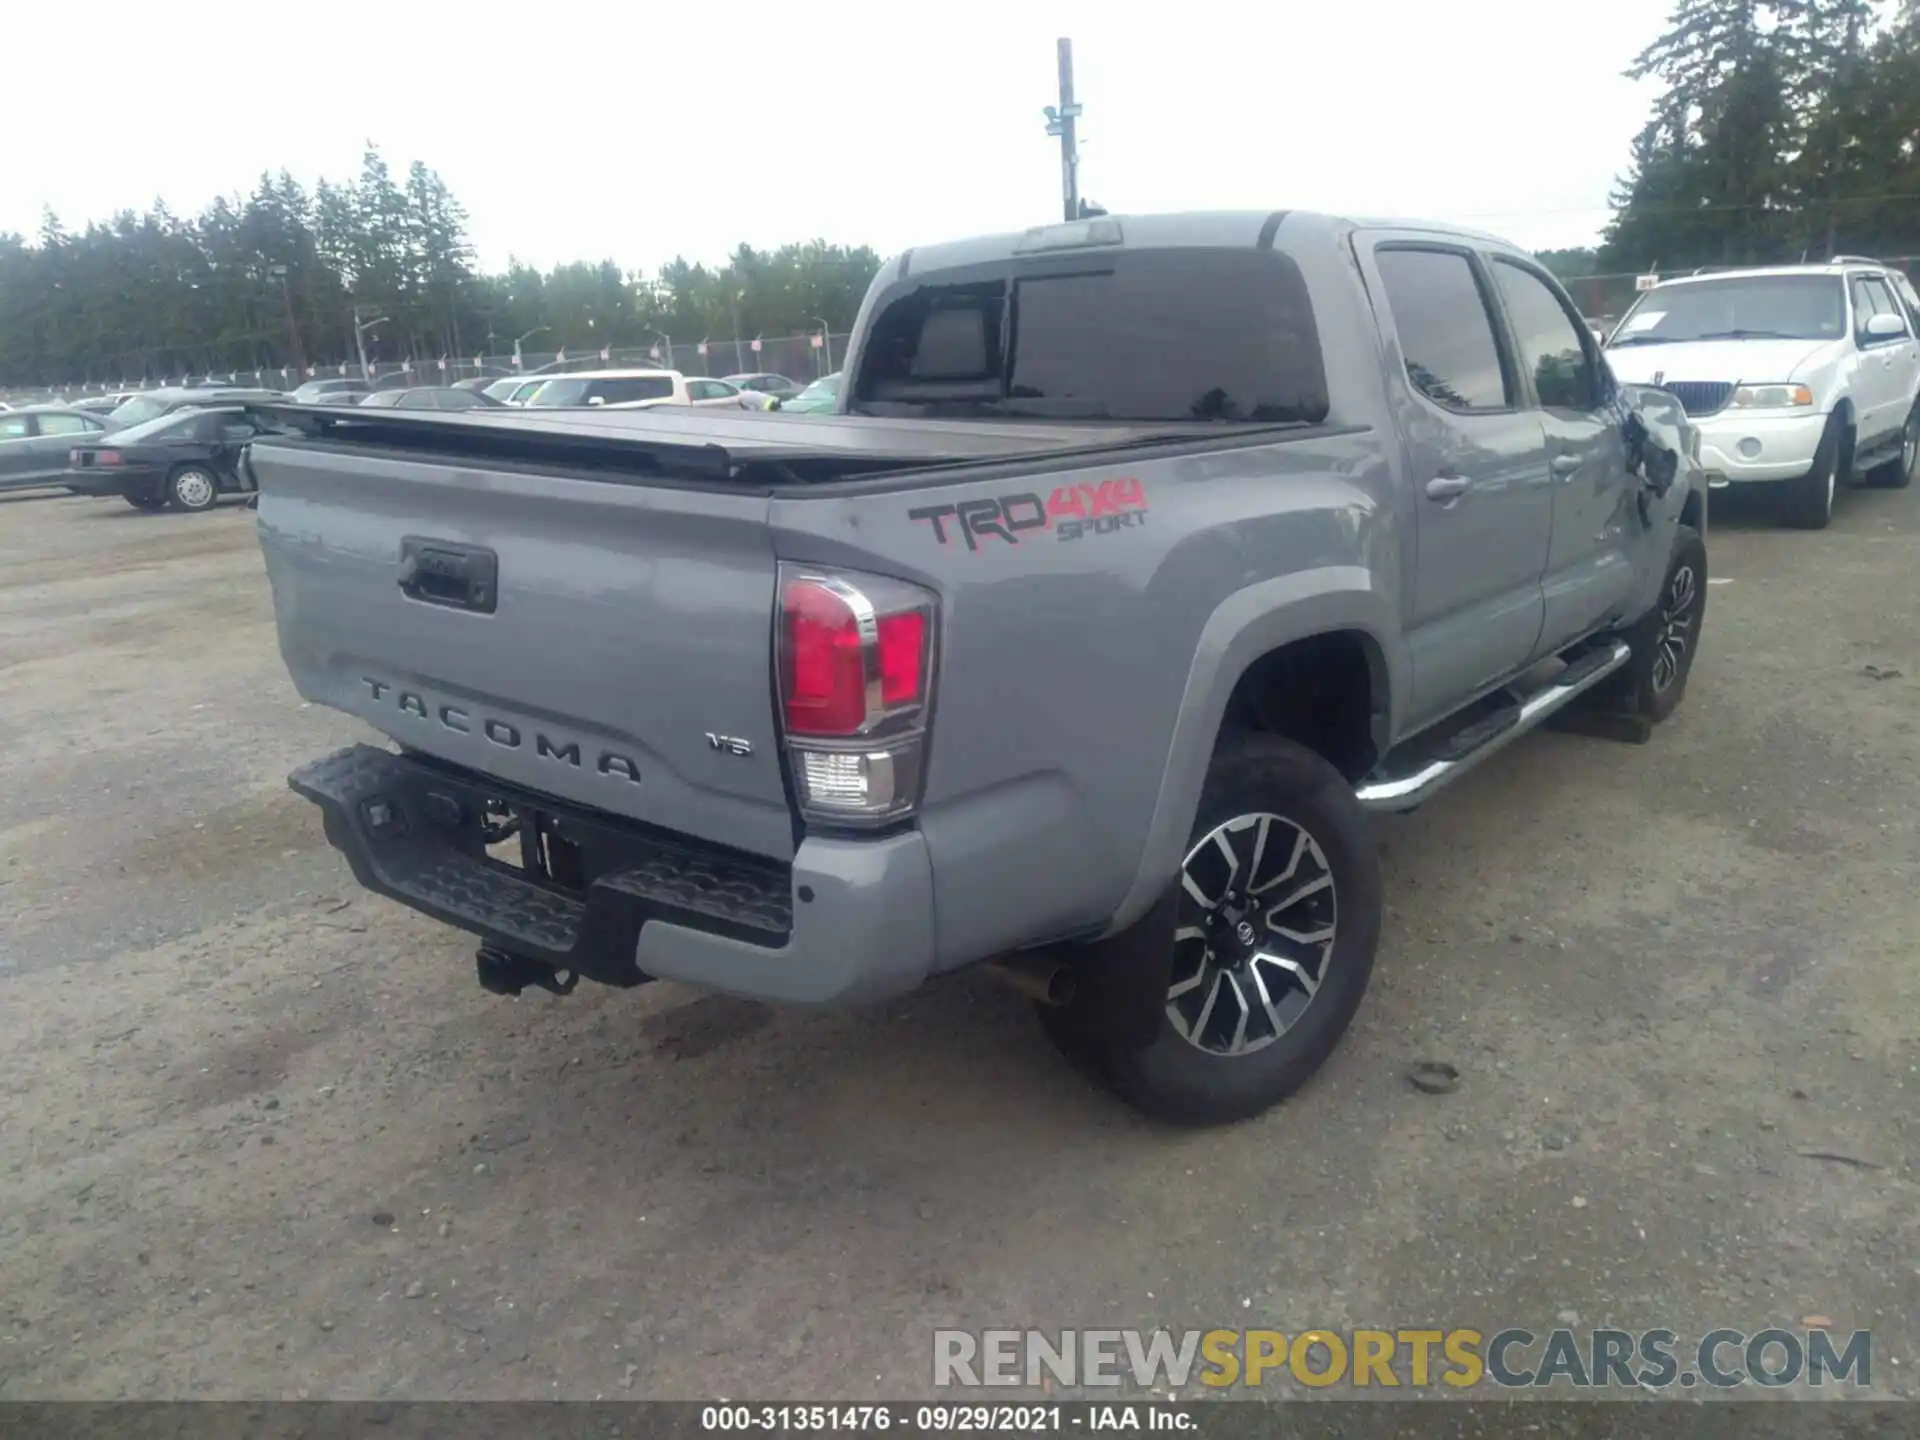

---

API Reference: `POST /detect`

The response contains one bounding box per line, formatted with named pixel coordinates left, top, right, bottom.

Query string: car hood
left=1605, top=337, right=1836, bottom=385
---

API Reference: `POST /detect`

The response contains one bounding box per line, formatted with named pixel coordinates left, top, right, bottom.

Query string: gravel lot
left=0, top=483, right=1915, bottom=1403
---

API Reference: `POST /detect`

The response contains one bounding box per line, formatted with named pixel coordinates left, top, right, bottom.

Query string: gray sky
left=5, top=1, right=1671, bottom=274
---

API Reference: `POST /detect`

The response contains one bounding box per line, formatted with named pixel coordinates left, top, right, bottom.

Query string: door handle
left=1550, top=453, right=1582, bottom=478
left=1425, top=474, right=1472, bottom=501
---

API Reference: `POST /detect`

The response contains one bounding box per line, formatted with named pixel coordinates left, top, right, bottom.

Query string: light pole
left=808, top=315, right=834, bottom=376
left=353, top=307, right=388, bottom=383
left=730, top=289, right=745, bottom=374
left=269, top=263, right=304, bottom=371
left=653, top=330, right=674, bottom=369
left=513, top=326, right=548, bottom=371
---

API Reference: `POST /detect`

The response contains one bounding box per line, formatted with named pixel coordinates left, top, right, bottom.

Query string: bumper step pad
left=289, top=744, right=791, bottom=984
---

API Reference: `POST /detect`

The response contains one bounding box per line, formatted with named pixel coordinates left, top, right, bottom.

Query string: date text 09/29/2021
left=701, top=1406, right=1184, bottom=1432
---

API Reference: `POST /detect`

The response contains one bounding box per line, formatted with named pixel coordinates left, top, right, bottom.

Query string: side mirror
left=1865, top=312, right=1907, bottom=339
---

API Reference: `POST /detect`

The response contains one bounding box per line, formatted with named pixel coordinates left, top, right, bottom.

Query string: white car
left=518, top=369, right=777, bottom=412
left=1604, top=259, right=1920, bottom=529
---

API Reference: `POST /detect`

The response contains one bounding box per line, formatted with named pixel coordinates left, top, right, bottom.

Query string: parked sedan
left=723, top=371, right=804, bottom=402
left=357, top=386, right=506, bottom=411
left=779, top=371, right=841, bottom=414
left=290, top=378, right=372, bottom=405
left=0, top=406, right=113, bottom=491
left=64, top=406, right=291, bottom=513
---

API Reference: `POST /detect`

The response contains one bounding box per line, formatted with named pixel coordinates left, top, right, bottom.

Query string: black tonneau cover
left=250, top=400, right=1211, bottom=482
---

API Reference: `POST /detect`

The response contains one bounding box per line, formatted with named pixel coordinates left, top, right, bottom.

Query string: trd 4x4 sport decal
left=909, top=479, right=1148, bottom=551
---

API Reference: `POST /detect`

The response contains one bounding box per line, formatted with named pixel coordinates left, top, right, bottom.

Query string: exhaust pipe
left=983, top=954, right=1077, bottom=1007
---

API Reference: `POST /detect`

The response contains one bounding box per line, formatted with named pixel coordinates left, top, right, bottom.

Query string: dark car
left=103, top=387, right=286, bottom=431
left=290, top=378, right=372, bottom=405
left=64, top=406, right=292, bottom=512
left=722, top=371, right=804, bottom=401
left=0, top=406, right=113, bottom=492
left=356, top=386, right=506, bottom=411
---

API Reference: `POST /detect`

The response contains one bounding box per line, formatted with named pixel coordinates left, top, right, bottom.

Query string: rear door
left=1485, top=254, right=1642, bottom=651
left=1362, top=238, right=1553, bottom=730
left=0, top=413, right=38, bottom=487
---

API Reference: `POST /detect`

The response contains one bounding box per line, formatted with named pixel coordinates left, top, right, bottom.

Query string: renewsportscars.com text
left=933, top=1327, right=1872, bottom=1391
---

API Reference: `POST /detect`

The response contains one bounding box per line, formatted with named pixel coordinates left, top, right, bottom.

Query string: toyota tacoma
left=248, top=211, right=1707, bottom=1124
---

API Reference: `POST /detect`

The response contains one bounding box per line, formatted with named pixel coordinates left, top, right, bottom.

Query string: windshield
left=852, top=248, right=1329, bottom=422
left=106, top=395, right=172, bottom=427
left=1610, top=275, right=1847, bottom=345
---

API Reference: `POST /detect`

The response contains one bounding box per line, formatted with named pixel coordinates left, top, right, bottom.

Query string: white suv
left=1604, top=259, right=1920, bottom=528
left=517, top=369, right=777, bottom=412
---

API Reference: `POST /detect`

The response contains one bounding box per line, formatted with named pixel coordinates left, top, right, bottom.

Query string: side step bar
left=1355, top=641, right=1632, bottom=813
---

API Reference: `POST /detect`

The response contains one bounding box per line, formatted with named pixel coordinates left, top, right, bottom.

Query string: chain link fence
left=1, top=331, right=851, bottom=406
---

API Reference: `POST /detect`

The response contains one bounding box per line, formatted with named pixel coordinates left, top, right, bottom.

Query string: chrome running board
left=1355, top=641, right=1633, bottom=813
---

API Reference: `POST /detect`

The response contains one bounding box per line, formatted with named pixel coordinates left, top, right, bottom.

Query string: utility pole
left=352, top=305, right=387, bottom=382
left=1043, top=38, right=1082, bottom=223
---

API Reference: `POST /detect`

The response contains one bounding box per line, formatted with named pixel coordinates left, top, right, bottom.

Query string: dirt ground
left=0, top=481, right=1915, bottom=1404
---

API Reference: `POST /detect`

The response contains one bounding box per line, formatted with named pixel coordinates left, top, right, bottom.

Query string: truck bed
left=252, top=401, right=1238, bottom=485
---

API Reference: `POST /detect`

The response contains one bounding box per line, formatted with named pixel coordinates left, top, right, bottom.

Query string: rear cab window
left=851, top=247, right=1331, bottom=423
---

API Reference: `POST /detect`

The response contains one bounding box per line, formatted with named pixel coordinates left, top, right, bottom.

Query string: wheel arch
left=1101, top=570, right=1403, bottom=937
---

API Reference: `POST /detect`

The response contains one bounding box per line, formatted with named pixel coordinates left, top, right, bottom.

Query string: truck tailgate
left=251, top=442, right=796, bottom=861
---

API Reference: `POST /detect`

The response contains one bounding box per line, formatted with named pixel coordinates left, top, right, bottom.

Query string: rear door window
left=1, top=416, right=35, bottom=439
left=38, top=414, right=100, bottom=436
left=589, top=377, right=677, bottom=404
left=1374, top=247, right=1513, bottom=412
left=854, top=247, right=1330, bottom=423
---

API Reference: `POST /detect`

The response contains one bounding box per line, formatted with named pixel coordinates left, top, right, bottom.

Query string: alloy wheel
left=1651, top=562, right=1698, bottom=694
left=1167, top=813, right=1338, bottom=1057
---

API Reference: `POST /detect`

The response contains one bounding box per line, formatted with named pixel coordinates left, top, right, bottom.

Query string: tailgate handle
left=397, top=537, right=498, bottom=614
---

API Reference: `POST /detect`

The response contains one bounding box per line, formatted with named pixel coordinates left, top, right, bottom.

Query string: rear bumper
left=64, top=465, right=164, bottom=499
left=289, top=744, right=935, bottom=1005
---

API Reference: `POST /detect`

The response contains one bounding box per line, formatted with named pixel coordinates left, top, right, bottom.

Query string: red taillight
left=878, top=611, right=925, bottom=707
left=97, top=450, right=123, bottom=467
left=783, top=579, right=868, bottom=736
left=777, top=567, right=937, bottom=824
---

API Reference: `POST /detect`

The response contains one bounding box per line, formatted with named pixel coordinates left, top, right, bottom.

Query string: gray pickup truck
left=249, top=211, right=1707, bottom=1125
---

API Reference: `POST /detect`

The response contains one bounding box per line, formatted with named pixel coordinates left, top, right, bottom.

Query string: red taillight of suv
left=72, top=448, right=122, bottom=467
left=777, top=567, right=937, bottom=825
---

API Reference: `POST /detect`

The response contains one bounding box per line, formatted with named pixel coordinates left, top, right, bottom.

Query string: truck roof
left=890, top=210, right=1530, bottom=278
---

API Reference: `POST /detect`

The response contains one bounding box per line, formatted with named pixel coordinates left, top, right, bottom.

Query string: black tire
left=1586, top=523, right=1706, bottom=724
left=1864, top=403, right=1918, bottom=490
left=1037, top=733, right=1381, bottom=1126
left=1783, top=416, right=1844, bottom=529
left=167, top=465, right=220, bottom=513
left=122, top=493, right=167, bottom=511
